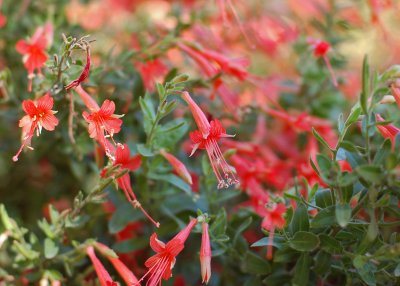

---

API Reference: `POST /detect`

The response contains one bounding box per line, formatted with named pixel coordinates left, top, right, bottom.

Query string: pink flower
left=15, top=23, right=53, bottom=91
left=200, top=222, right=211, bottom=284
left=160, top=149, right=193, bottom=185
left=376, top=114, right=400, bottom=145
left=13, top=94, right=58, bottom=162
left=182, top=91, right=239, bottom=189
left=137, top=219, right=198, bottom=286
left=391, top=81, right=400, bottom=109
left=86, top=246, right=118, bottom=286
left=95, top=242, right=140, bottom=285
left=82, top=99, right=123, bottom=156
left=135, top=58, right=168, bottom=92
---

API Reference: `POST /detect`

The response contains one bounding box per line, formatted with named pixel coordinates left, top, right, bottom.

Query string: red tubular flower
left=177, top=43, right=239, bottom=113
left=112, top=144, right=159, bottom=228
left=200, top=222, right=211, bottom=284
left=135, top=58, right=168, bottom=92
left=86, top=246, right=118, bottom=286
left=13, top=94, right=58, bottom=162
left=95, top=242, right=140, bottom=285
left=82, top=99, right=123, bottom=157
left=160, top=149, right=193, bottom=185
left=65, top=46, right=91, bottom=90
left=391, top=81, right=400, bottom=109
left=261, top=203, right=286, bottom=260
left=15, top=23, right=53, bottom=92
left=308, top=38, right=337, bottom=87
left=137, top=218, right=198, bottom=286
left=182, top=91, right=239, bottom=189
left=74, top=84, right=100, bottom=111
left=376, top=114, right=400, bottom=145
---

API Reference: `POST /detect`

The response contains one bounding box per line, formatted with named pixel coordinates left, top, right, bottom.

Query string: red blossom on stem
left=200, top=222, right=211, bottom=284
left=160, top=149, right=193, bottom=185
left=136, top=219, right=198, bottom=286
left=86, top=246, right=118, bottom=286
left=13, top=94, right=58, bottom=162
left=390, top=81, right=400, bottom=109
left=112, top=144, right=160, bottom=228
left=376, top=114, right=400, bottom=145
left=95, top=242, right=140, bottom=285
left=82, top=98, right=123, bottom=158
left=15, top=23, right=53, bottom=92
left=182, top=91, right=239, bottom=189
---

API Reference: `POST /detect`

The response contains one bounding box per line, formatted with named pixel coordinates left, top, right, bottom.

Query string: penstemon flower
left=95, top=242, right=140, bottom=285
left=13, top=94, right=58, bottom=162
left=82, top=97, right=123, bottom=158
left=112, top=144, right=160, bottom=227
left=390, top=80, right=400, bottom=109
left=136, top=218, right=198, bottom=286
left=200, top=222, right=211, bottom=284
left=376, top=114, right=400, bottom=145
left=15, top=23, right=53, bottom=92
left=160, top=149, right=193, bottom=185
left=181, top=91, right=239, bottom=189
left=86, top=246, right=118, bottom=286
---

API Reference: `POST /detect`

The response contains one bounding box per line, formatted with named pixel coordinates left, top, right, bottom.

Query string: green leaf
left=156, top=82, right=165, bottom=100
left=48, top=205, right=60, bottom=224
left=311, top=206, right=336, bottom=228
left=345, top=106, right=361, bottom=127
left=335, top=203, right=352, bottom=227
left=243, top=251, right=271, bottom=275
left=38, top=219, right=55, bottom=239
left=315, top=188, right=334, bottom=208
left=312, top=128, right=332, bottom=151
left=343, top=150, right=366, bottom=169
left=318, top=234, right=343, bottom=254
left=13, top=241, right=39, bottom=260
left=210, top=209, right=227, bottom=237
left=148, top=173, right=192, bottom=195
left=373, top=139, right=391, bottom=165
left=356, top=165, right=382, bottom=184
left=233, top=217, right=253, bottom=244
left=337, top=172, right=357, bottom=187
left=353, top=255, right=377, bottom=286
left=316, top=154, right=335, bottom=184
left=44, top=238, right=59, bottom=259
left=338, top=113, right=345, bottom=135
left=360, top=56, right=370, bottom=114
left=313, top=251, right=332, bottom=274
left=251, top=235, right=285, bottom=249
left=292, top=253, right=311, bottom=286
left=153, top=119, right=189, bottom=150
left=0, top=204, right=14, bottom=231
left=137, top=144, right=154, bottom=157
left=289, top=231, right=320, bottom=252
left=139, top=93, right=156, bottom=135
left=113, top=237, right=148, bottom=253
left=289, top=205, right=309, bottom=235
left=394, top=263, right=400, bottom=277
